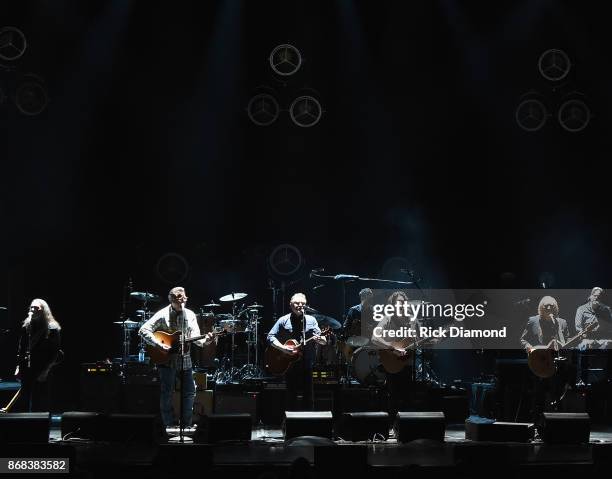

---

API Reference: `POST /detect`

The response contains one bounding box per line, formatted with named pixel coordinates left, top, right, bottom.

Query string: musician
left=574, top=287, right=612, bottom=384
left=520, top=296, right=570, bottom=353
left=371, top=291, right=419, bottom=414
left=139, top=287, right=214, bottom=429
left=520, top=296, right=571, bottom=419
left=14, top=299, right=61, bottom=412
left=267, top=293, right=327, bottom=410
left=575, top=287, right=612, bottom=344
left=343, top=288, right=374, bottom=338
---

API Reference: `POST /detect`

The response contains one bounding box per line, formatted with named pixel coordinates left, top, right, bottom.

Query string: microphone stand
left=170, top=306, right=192, bottom=444
left=310, top=271, right=414, bottom=385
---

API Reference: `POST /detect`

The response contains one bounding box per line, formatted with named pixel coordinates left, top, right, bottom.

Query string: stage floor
left=39, top=421, right=612, bottom=474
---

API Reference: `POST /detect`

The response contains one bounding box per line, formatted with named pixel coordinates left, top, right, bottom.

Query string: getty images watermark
left=356, top=289, right=612, bottom=350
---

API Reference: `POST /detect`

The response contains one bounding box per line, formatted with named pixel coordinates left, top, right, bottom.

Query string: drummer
left=343, top=288, right=374, bottom=340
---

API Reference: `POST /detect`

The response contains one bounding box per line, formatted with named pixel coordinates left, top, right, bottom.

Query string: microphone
left=312, top=284, right=325, bottom=291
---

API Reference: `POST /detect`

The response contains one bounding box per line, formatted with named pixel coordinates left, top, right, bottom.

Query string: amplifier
left=214, top=385, right=259, bottom=423
left=80, top=363, right=121, bottom=413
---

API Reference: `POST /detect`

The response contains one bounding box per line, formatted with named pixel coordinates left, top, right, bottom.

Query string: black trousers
left=15, top=371, right=50, bottom=412
left=285, top=360, right=314, bottom=411
left=386, top=366, right=413, bottom=415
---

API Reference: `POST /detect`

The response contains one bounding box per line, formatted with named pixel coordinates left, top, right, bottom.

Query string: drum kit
left=113, top=288, right=266, bottom=382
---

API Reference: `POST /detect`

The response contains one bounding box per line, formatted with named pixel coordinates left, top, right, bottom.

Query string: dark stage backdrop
left=1, top=1, right=610, bottom=410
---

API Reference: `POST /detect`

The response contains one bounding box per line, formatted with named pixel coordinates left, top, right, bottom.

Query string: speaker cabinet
left=393, top=411, right=446, bottom=442
left=283, top=411, right=333, bottom=440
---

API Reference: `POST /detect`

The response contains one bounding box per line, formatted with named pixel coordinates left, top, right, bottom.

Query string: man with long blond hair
left=520, top=296, right=569, bottom=353
left=14, top=298, right=62, bottom=412
left=520, top=295, right=571, bottom=421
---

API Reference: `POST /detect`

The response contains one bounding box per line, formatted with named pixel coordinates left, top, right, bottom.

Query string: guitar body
left=146, top=331, right=182, bottom=365
left=379, top=339, right=415, bottom=374
left=265, top=339, right=302, bottom=376
left=528, top=346, right=555, bottom=378
left=527, top=322, right=597, bottom=378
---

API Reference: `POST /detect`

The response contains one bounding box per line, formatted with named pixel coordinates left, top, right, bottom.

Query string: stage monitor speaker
left=338, top=412, right=390, bottom=441
left=393, top=411, right=445, bottom=443
left=283, top=411, right=333, bottom=440
left=541, top=412, right=590, bottom=444
left=195, top=413, right=252, bottom=443
left=61, top=411, right=103, bottom=441
left=0, top=412, right=50, bottom=444
left=465, top=416, right=534, bottom=442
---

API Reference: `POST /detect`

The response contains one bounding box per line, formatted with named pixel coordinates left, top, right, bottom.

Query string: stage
left=1, top=418, right=610, bottom=477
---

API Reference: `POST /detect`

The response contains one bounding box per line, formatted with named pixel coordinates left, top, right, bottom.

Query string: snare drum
left=351, top=346, right=386, bottom=387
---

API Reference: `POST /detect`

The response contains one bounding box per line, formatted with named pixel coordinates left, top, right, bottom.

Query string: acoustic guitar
left=264, top=327, right=332, bottom=376
left=379, top=335, right=438, bottom=374
left=146, top=329, right=225, bottom=365
left=528, top=321, right=597, bottom=378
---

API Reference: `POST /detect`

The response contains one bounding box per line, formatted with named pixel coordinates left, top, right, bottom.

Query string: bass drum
left=351, top=346, right=386, bottom=387
left=191, top=313, right=217, bottom=368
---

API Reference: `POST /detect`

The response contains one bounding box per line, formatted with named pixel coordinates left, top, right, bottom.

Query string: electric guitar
left=264, top=327, right=332, bottom=376
left=528, top=321, right=597, bottom=378
left=146, top=329, right=225, bottom=365
left=1, top=349, right=64, bottom=413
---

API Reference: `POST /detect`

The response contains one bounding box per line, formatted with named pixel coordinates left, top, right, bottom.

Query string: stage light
left=15, top=76, right=48, bottom=116
left=156, top=252, right=189, bottom=284
left=269, top=44, right=302, bottom=76
left=268, top=243, right=302, bottom=277
left=289, top=95, right=322, bottom=128
left=538, top=49, right=571, bottom=82
left=558, top=98, right=590, bottom=132
left=247, top=93, right=279, bottom=126
left=515, top=98, right=548, bottom=132
left=0, top=26, right=27, bottom=62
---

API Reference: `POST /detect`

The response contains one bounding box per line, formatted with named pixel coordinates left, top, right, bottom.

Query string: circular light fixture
left=156, top=252, right=190, bottom=284
left=268, top=244, right=302, bottom=276
left=0, top=26, right=27, bottom=62
left=538, top=49, right=571, bottom=82
left=269, top=44, right=302, bottom=76
left=515, top=98, right=548, bottom=132
left=15, top=79, right=48, bottom=115
left=247, top=93, right=280, bottom=126
left=289, top=95, right=322, bottom=128
left=558, top=99, right=590, bottom=132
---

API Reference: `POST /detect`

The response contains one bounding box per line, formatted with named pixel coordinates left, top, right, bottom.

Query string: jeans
left=158, top=366, right=196, bottom=427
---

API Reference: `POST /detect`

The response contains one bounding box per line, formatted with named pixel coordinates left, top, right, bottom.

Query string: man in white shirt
left=139, top=286, right=214, bottom=429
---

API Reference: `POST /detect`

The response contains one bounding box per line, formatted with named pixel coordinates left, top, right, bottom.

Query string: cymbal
left=202, top=302, right=221, bottom=308
left=346, top=336, right=369, bottom=348
left=219, top=292, right=247, bottom=302
left=130, top=291, right=161, bottom=302
left=313, top=314, right=342, bottom=330
left=247, top=303, right=263, bottom=309
left=113, top=320, right=140, bottom=328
